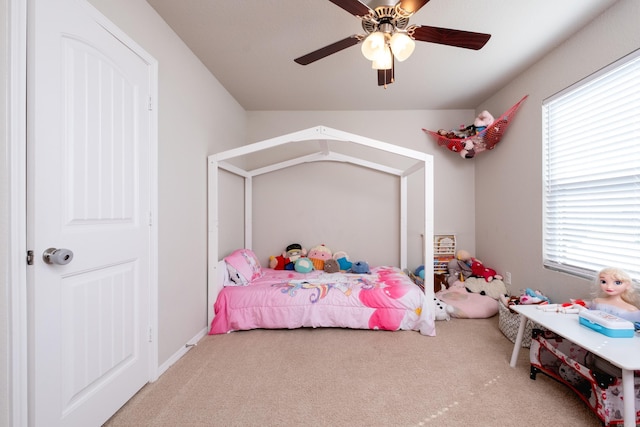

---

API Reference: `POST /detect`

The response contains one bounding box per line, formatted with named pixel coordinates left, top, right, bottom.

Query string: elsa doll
left=589, top=267, right=640, bottom=323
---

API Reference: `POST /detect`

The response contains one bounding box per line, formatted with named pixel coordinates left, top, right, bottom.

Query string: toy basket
left=498, top=301, right=538, bottom=347
left=423, top=95, right=528, bottom=157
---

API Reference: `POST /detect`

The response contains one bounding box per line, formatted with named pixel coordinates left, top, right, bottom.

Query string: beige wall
left=244, top=110, right=477, bottom=269
left=474, top=0, right=640, bottom=303
left=1, top=0, right=10, bottom=425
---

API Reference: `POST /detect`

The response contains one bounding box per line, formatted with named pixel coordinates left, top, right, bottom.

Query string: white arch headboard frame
left=207, top=126, right=434, bottom=326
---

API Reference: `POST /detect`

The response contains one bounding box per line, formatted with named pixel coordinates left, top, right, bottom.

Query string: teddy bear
left=456, top=249, right=503, bottom=282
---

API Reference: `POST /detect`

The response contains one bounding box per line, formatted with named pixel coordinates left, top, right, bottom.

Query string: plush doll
left=270, top=243, right=307, bottom=270
left=456, top=249, right=503, bottom=283
left=333, top=251, right=352, bottom=271
left=323, top=258, right=340, bottom=273
left=470, top=259, right=503, bottom=282
left=308, top=244, right=332, bottom=271
left=447, top=253, right=473, bottom=286
left=294, top=257, right=314, bottom=273
left=269, top=254, right=289, bottom=270
left=284, top=243, right=307, bottom=264
left=350, top=261, right=371, bottom=274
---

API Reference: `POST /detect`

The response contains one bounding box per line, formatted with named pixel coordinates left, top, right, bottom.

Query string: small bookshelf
left=434, top=234, right=456, bottom=274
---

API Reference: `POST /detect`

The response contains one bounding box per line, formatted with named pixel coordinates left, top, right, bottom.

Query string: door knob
left=42, top=248, right=74, bottom=265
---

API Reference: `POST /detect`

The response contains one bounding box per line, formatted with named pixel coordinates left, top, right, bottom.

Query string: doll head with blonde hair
left=593, top=267, right=640, bottom=310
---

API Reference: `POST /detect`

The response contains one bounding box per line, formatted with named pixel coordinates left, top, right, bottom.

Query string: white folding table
left=508, top=304, right=640, bottom=427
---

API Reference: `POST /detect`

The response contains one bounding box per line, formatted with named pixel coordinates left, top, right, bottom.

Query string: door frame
left=7, top=0, right=159, bottom=424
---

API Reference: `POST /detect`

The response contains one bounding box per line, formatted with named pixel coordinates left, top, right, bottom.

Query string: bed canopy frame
left=208, top=125, right=434, bottom=326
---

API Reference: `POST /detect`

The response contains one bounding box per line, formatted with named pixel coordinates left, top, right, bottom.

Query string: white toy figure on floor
left=433, top=296, right=452, bottom=321
left=588, top=267, right=640, bottom=323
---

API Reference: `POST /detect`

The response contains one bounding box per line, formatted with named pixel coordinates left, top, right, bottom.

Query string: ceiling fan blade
left=396, top=0, right=431, bottom=16
left=294, top=35, right=361, bottom=65
left=327, top=0, right=373, bottom=17
left=377, top=58, right=394, bottom=88
left=412, top=25, right=491, bottom=50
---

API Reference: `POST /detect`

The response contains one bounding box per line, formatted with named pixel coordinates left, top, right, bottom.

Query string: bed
left=209, top=249, right=434, bottom=335
left=208, top=126, right=436, bottom=335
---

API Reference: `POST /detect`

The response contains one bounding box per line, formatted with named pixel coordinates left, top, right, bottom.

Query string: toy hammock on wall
left=423, top=95, right=528, bottom=159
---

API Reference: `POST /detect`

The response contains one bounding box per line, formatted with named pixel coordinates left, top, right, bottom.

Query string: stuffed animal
left=519, top=288, right=550, bottom=304
left=439, top=133, right=476, bottom=159
left=436, top=110, right=495, bottom=159
left=351, top=261, right=371, bottom=274
left=447, top=252, right=473, bottom=285
left=332, top=251, right=352, bottom=271
left=308, top=244, right=332, bottom=271
left=433, top=296, right=451, bottom=321
left=269, top=243, right=307, bottom=270
left=269, top=254, right=289, bottom=270
left=456, top=249, right=503, bottom=282
left=473, top=110, right=494, bottom=132
left=284, top=243, right=307, bottom=264
left=294, top=257, right=314, bottom=273
left=323, top=258, right=340, bottom=273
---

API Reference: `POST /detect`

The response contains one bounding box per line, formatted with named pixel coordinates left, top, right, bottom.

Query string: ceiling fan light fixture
left=361, top=31, right=386, bottom=61
left=389, top=32, right=415, bottom=62
left=371, top=45, right=393, bottom=70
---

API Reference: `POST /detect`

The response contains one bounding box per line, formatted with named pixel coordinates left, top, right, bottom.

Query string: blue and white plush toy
left=434, top=296, right=451, bottom=321
left=350, top=261, right=371, bottom=274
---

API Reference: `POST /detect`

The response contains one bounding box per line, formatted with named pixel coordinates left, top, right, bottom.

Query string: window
left=543, top=49, right=640, bottom=281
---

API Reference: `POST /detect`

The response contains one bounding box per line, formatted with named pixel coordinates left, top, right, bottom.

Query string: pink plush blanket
left=209, top=266, right=435, bottom=335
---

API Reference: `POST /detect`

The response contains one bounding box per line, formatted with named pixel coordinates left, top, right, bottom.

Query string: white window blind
left=543, top=49, right=640, bottom=281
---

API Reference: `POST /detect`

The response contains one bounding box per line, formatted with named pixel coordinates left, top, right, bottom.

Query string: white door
left=28, top=0, right=155, bottom=425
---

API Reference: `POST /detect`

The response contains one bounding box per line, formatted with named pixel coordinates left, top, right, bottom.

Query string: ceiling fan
left=294, top=0, right=491, bottom=87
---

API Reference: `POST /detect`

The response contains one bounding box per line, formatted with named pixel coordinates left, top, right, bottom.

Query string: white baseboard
left=155, top=326, right=208, bottom=379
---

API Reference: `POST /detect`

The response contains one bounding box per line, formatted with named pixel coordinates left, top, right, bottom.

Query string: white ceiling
left=145, top=0, right=617, bottom=111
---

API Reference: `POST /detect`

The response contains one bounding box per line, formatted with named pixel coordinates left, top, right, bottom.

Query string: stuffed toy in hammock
left=423, top=95, right=528, bottom=158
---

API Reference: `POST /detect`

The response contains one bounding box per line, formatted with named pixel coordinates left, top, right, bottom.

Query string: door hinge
left=148, top=327, right=153, bottom=342
left=27, top=250, right=34, bottom=265
left=148, top=96, right=153, bottom=111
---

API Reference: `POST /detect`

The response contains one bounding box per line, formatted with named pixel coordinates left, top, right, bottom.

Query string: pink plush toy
left=308, top=244, right=332, bottom=271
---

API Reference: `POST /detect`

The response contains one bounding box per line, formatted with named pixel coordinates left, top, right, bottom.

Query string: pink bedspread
left=209, top=266, right=435, bottom=335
